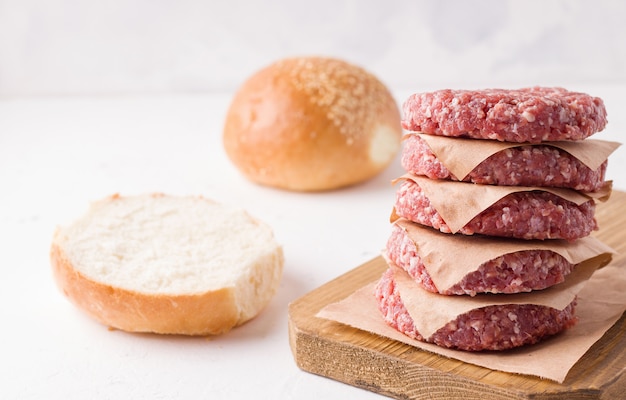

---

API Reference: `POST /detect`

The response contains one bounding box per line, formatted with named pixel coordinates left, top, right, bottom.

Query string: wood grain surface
left=288, top=190, right=626, bottom=400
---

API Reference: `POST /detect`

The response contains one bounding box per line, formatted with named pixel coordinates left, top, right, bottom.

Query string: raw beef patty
left=401, top=87, right=607, bottom=143
left=375, top=267, right=578, bottom=351
left=393, top=179, right=597, bottom=240
left=401, top=134, right=607, bottom=192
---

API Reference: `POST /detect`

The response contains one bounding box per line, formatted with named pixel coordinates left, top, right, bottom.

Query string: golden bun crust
left=51, top=237, right=240, bottom=335
left=223, top=56, right=402, bottom=191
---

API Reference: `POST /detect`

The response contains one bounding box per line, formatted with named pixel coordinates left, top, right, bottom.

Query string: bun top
left=223, top=56, right=402, bottom=191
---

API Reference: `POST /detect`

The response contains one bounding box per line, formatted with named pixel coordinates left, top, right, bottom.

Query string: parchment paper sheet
left=391, top=174, right=611, bottom=233
left=391, top=219, right=614, bottom=293
left=317, top=262, right=626, bottom=383
left=407, top=132, right=621, bottom=180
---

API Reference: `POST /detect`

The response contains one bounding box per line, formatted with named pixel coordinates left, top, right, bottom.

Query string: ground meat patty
left=394, top=179, right=597, bottom=240
left=401, top=87, right=607, bottom=143
left=386, top=224, right=576, bottom=296
left=401, top=134, right=608, bottom=192
left=374, top=268, right=578, bottom=351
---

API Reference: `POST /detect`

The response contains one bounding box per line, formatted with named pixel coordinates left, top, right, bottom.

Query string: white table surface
left=1, top=84, right=624, bottom=399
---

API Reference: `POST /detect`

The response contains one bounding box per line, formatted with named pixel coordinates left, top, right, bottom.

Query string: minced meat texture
left=386, top=224, right=576, bottom=296
left=393, top=179, right=597, bottom=240
left=401, top=134, right=607, bottom=192
left=401, top=87, right=607, bottom=143
left=375, top=267, right=578, bottom=351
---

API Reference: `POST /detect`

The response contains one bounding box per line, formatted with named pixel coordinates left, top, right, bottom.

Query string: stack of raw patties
left=375, top=87, right=618, bottom=351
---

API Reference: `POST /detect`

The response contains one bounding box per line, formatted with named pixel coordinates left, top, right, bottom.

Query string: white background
left=1, top=1, right=625, bottom=399
left=1, top=0, right=626, bottom=97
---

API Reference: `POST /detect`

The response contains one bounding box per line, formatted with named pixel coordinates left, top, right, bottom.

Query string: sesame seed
left=285, top=57, right=394, bottom=142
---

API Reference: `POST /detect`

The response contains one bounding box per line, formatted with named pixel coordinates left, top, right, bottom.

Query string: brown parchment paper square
left=388, top=256, right=604, bottom=338
left=391, top=174, right=611, bottom=233
left=391, top=219, right=614, bottom=293
left=408, top=132, right=621, bottom=179
left=316, top=262, right=626, bottom=383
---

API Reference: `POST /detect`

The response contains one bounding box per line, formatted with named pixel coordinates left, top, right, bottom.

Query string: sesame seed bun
left=223, top=56, right=403, bottom=191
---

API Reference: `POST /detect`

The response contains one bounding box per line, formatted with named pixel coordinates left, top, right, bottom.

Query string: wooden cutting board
left=288, top=190, right=626, bottom=400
